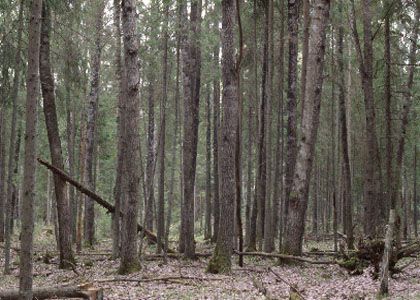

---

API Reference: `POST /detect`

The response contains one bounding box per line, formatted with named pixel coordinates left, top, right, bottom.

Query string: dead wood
left=234, top=250, right=336, bottom=264
left=96, top=275, right=224, bottom=284
left=37, top=158, right=172, bottom=252
left=0, top=283, right=103, bottom=300
left=269, top=268, right=305, bottom=300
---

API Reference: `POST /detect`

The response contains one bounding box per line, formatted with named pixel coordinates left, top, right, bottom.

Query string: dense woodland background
left=0, top=0, right=419, bottom=299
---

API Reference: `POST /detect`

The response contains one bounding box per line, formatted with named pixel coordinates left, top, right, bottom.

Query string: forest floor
left=0, top=229, right=419, bottom=300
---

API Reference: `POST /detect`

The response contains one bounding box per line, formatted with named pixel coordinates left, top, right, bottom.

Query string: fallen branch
left=143, top=252, right=212, bottom=260
left=0, top=283, right=102, bottom=300
left=234, top=250, right=336, bottom=265
left=37, top=158, right=172, bottom=252
left=96, top=275, right=224, bottom=284
left=269, top=268, right=305, bottom=300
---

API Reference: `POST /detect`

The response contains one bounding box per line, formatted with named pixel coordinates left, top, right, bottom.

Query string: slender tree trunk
left=180, top=0, right=202, bottom=258
left=119, top=0, right=141, bottom=274
left=3, top=0, right=24, bottom=274
left=145, top=75, right=156, bottom=232
left=212, top=44, right=220, bottom=243
left=157, top=1, right=169, bottom=254
left=83, top=0, right=104, bottom=247
left=40, top=3, right=75, bottom=269
left=350, top=0, right=384, bottom=237
left=283, top=0, right=331, bottom=255
left=18, top=0, right=42, bottom=297
left=338, top=1, right=353, bottom=249
left=282, top=0, right=300, bottom=249
left=76, top=114, right=86, bottom=253
left=0, top=101, right=5, bottom=243
left=245, top=93, right=254, bottom=246
left=207, top=0, right=238, bottom=273
left=205, top=88, right=212, bottom=240
left=111, top=0, right=125, bottom=259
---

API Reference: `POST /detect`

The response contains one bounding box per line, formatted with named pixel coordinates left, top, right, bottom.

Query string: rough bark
left=111, top=0, right=124, bottom=259
left=84, top=0, right=104, bottom=247
left=19, top=0, right=42, bottom=297
left=300, top=0, right=310, bottom=117
left=414, top=145, right=418, bottom=238
left=212, top=44, right=221, bottom=243
left=119, top=0, right=142, bottom=273
left=338, top=1, right=353, bottom=249
left=205, top=88, right=212, bottom=240
left=283, top=0, right=300, bottom=247
left=157, top=1, right=169, bottom=254
left=283, top=0, right=331, bottom=255
left=3, top=0, right=24, bottom=273
left=180, top=0, right=202, bottom=258
left=39, top=2, right=75, bottom=269
left=207, top=0, right=238, bottom=273
left=350, top=0, right=384, bottom=238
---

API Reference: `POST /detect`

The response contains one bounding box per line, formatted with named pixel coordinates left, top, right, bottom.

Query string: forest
left=0, top=0, right=419, bottom=299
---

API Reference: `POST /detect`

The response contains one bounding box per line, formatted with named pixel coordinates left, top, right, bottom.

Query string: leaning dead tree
left=37, top=158, right=170, bottom=252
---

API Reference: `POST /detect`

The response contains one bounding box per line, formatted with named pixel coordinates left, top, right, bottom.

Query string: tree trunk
left=145, top=75, right=156, bottom=232
left=300, top=0, right=310, bottom=117
left=212, top=44, right=220, bottom=243
left=111, top=0, right=124, bottom=260
left=119, top=0, right=142, bottom=274
left=3, top=0, right=24, bottom=274
left=207, top=0, right=238, bottom=273
left=205, top=88, right=212, bottom=240
left=39, top=3, right=75, bottom=269
left=18, top=0, right=42, bottom=297
left=180, top=0, right=202, bottom=258
left=83, top=0, right=104, bottom=247
left=414, top=145, right=418, bottom=238
left=282, top=0, right=300, bottom=249
left=283, top=0, right=331, bottom=255
left=338, top=1, right=353, bottom=249
left=157, top=1, right=169, bottom=254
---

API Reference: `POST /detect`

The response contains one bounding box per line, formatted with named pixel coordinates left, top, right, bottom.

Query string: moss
left=206, top=250, right=231, bottom=274
left=118, top=261, right=141, bottom=275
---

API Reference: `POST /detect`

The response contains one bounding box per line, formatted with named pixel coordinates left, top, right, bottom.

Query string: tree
left=112, top=0, right=124, bottom=259
left=207, top=0, right=239, bottom=273
left=83, top=0, right=105, bottom=247
left=3, top=0, right=24, bottom=274
left=19, top=0, right=42, bottom=297
left=283, top=0, right=331, bottom=256
left=39, top=2, right=75, bottom=269
left=119, top=0, right=141, bottom=274
left=179, top=0, right=202, bottom=258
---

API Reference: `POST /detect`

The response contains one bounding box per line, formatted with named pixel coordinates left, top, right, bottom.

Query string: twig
left=269, top=268, right=306, bottom=300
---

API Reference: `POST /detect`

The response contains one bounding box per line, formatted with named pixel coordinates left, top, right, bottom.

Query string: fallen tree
left=37, top=158, right=170, bottom=252
left=233, top=250, right=336, bottom=265
left=0, top=283, right=102, bottom=300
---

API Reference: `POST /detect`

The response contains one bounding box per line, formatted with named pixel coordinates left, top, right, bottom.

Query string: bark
left=212, top=44, right=221, bottom=243
left=84, top=0, right=104, bottom=247
left=180, top=0, right=202, bottom=258
left=263, top=0, right=275, bottom=253
left=0, top=102, right=5, bottom=243
left=39, top=2, right=75, bottom=269
left=207, top=0, right=238, bottom=273
left=245, top=95, right=254, bottom=246
left=0, top=284, right=103, bottom=300
left=248, top=0, right=259, bottom=251
left=145, top=75, right=156, bottom=232
left=300, top=0, right=310, bottom=117
left=338, top=1, right=353, bottom=249
left=283, top=0, right=331, bottom=255
left=350, top=0, right=384, bottom=237
left=283, top=0, right=300, bottom=247
left=384, top=3, right=392, bottom=217
left=165, top=8, right=181, bottom=253
left=157, top=1, right=169, bottom=254
left=19, top=0, right=42, bottom=297
left=205, top=88, right=212, bottom=240
left=3, top=0, right=24, bottom=273
left=119, top=0, right=142, bottom=273
left=76, top=115, right=86, bottom=253
left=112, top=0, right=124, bottom=259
